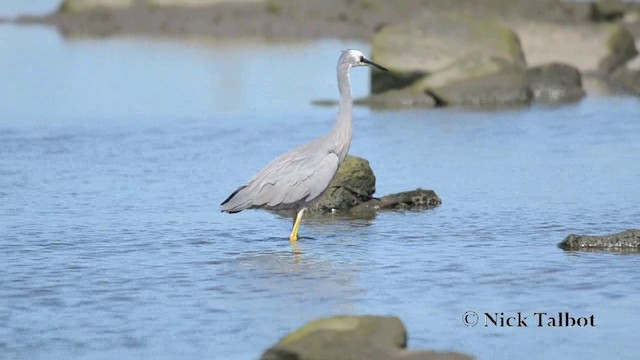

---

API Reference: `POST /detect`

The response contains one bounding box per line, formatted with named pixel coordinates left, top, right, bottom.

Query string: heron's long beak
left=362, top=58, right=389, bottom=72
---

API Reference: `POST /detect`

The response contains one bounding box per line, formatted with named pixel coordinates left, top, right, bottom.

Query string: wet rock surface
left=379, top=188, right=442, bottom=210
left=261, top=315, right=474, bottom=360
left=349, top=188, right=442, bottom=217
left=558, top=229, right=640, bottom=252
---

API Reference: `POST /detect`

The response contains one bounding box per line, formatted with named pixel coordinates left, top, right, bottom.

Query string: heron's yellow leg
left=289, top=208, right=306, bottom=242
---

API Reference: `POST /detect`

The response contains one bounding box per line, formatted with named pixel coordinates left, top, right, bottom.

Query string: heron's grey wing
left=221, top=146, right=340, bottom=212
left=253, top=151, right=340, bottom=207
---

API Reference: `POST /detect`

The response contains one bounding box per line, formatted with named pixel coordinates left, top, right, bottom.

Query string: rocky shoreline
left=6, top=0, right=640, bottom=108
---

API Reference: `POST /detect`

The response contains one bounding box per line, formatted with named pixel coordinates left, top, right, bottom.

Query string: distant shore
left=7, top=1, right=638, bottom=67
left=7, top=0, right=596, bottom=41
left=6, top=0, right=640, bottom=101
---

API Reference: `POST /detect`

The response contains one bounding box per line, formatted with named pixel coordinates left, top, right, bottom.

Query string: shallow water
left=2, top=25, right=640, bottom=360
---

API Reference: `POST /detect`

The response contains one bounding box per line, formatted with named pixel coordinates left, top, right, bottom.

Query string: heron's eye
left=360, top=56, right=364, bottom=62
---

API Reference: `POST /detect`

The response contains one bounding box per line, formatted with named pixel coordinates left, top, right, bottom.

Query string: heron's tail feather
left=220, top=185, right=251, bottom=213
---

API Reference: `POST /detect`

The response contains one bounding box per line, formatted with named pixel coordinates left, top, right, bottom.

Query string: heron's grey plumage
left=221, top=50, right=388, bottom=219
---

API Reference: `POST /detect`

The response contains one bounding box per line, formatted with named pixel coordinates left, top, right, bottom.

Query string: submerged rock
left=261, top=315, right=473, bottom=360
left=308, top=155, right=376, bottom=213
left=525, top=63, right=585, bottom=103
left=558, top=229, right=640, bottom=252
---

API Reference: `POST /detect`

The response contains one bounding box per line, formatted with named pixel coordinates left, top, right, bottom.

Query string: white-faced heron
left=221, top=49, right=388, bottom=241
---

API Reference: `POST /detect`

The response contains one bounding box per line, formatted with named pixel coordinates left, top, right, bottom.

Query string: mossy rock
left=308, top=155, right=375, bottom=213
left=261, top=315, right=474, bottom=360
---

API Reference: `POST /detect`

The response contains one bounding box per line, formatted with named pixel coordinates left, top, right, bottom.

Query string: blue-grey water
left=2, top=24, right=640, bottom=360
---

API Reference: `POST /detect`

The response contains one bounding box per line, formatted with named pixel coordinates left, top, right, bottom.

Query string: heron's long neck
left=332, top=64, right=353, bottom=160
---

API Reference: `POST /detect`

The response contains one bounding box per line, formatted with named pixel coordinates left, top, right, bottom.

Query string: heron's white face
left=342, top=49, right=367, bottom=67
left=339, top=49, right=388, bottom=71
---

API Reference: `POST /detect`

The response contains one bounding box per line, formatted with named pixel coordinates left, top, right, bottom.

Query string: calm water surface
left=2, top=26, right=640, bottom=360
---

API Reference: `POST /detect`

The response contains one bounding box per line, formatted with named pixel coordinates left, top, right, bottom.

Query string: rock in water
left=525, top=63, right=585, bottom=103
left=308, top=155, right=376, bottom=213
left=558, top=229, right=640, bottom=252
left=348, top=188, right=442, bottom=217
left=379, top=188, right=442, bottom=210
left=261, top=315, right=474, bottom=360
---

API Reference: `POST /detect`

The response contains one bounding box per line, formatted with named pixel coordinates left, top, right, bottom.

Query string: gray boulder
left=558, top=229, right=640, bottom=252
left=525, top=63, right=585, bottom=103
left=610, top=56, right=640, bottom=95
left=599, top=23, right=638, bottom=74
left=308, top=155, right=375, bottom=213
left=514, top=22, right=637, bottom=76
left=591, top=0, right=626, bottom=22
left=261, top=315, right=474, bottom=360
left=371, top=13, right=526, bottom=97
left=422, top=67, right=531, bottom=108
